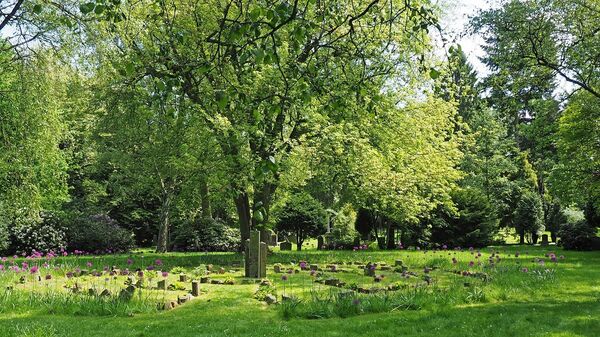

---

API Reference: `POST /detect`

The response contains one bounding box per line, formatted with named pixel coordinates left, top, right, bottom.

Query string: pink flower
left=30, top=266, right=38, bottom=274
left=155, top=259, right=162, bottom=266
left=468, top=261, right=474, bottom=267
left=86, top=262, right=93, bottom=268
left=127, top=258, right=133, bottom=265
left=521, top=268, right=528, bottom=273
left=162, top=271, right=169, bottom=278
left=281, top=275, right=288, bottom=281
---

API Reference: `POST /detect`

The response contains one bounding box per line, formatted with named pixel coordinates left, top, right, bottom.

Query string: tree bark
left=235, top=191, right=252, bottom=249
left=200, top=177, right=211, bottom=219
left=386, top=225, right=395, bottom=250
left=156, top=186, right=173, bottom=253
left=519, top=229, right=525, bottom=245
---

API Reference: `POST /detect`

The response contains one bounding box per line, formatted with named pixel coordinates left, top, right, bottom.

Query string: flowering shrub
left=8, top=211, right=67, bottom=255
left=559, top=220, right=600, bottom=250
left=172, top=217, right=240, bottom=252
left=67, top=214, right=134, bottom=253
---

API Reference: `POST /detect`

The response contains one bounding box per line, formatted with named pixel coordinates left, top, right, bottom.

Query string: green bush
left=8, top=211, right=67, bottom=255
left=430, top=188, right=500, bottom=248
left=513, top=191, right=545, bottom=244
left=275, top=192, right=326, bottom=251
left=558, top=220, right=600, bottom=250
left=172, top=217, right=240, bottom=252
left=328, top=204, right=358, bottom=249
left=68, top=214, right=135, bottom=253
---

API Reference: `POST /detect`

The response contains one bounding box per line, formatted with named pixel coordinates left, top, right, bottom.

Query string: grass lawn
left=1, top=245, right=599, bottom=337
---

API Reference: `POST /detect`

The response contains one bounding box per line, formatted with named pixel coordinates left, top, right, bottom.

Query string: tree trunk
left=386, top=225, right=395, bottom=250
left=519, top=229, right=525, bottom=245
left=156, top=188, right=172, bottom=253
left=253, top=182, right=275, bottom=227
left=200, top=177, right=211, bottom=219
left=235, top=191, right=252, bottom=249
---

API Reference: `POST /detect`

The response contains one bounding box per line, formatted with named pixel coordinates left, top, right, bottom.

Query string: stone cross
left=245, top=230, right=267, bottom=278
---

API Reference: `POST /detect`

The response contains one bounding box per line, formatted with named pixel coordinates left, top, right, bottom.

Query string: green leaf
left=94, top=5, right=105, bottom=14
left=249, top=7, right=262, bottom=21
left=429, top=68, right=441, bottom=79
left=33, top=4, right=42, bottom=14
left=79, top=2, right=95, bottom=15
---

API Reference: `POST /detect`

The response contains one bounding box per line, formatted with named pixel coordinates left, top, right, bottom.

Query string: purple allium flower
left=0, top=264, right=3, bottom=271
left=559, top=255, right=565, bottom=260
left=66, top=272, right=73, bottom=278
left=137, top=271, right=144, bottom=278
left=30, top=266, right=39, bottom=274
left=468, top=261, right=474, bottom=267
left=162, top=271, right=169, bottom=278
left=45, top=274, right=52, bottom=280
left=522, top=267, right=528, bottom=273
left=309, top=270, right=316, bottom=277
left=127, top=258, right=133, bottom=265
left=452, top=257, right=457, bottom=264
left=281, top=275, right=288, bottom=281
left=146, top=265, right=155, bottom=271
left=86, top=262, right=93, bottom=268
left=155, top=259, right=162, bottom=266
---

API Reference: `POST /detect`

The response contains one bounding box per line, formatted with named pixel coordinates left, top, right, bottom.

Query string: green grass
left=1, top=245, right=599, bottom=337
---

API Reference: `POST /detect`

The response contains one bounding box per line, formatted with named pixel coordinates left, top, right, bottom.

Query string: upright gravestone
left=289, top=234, right=298, bottom=244
left=191, top=281, right=200, bottom=297
left=317, top=236, right=325, bottom=250
left=280, top=241, right=292, bottom=251
left=270, top=231, right=278, bottom=246
left=245, top=231, right=267, bottom=278
left=540, top=234, right=549, bottom=246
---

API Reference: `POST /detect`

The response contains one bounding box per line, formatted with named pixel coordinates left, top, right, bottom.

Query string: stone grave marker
left=191, top=281, right=200, bottom=296
left=244, top=230, right=267, bottom=278
left=270, top=232, right=278, bottom=246
left=541, top=234, right=549, bottom=246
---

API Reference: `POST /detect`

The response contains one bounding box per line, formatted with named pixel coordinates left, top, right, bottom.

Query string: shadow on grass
left=1, top=292, right=598, bottom=337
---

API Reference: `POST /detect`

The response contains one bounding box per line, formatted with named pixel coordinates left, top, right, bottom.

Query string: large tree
left=81, top=0, right=442, bottom=246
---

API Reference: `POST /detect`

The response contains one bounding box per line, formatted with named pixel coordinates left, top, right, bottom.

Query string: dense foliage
left=0, top=0, right=598, bottom=253
left=275, top=192, right=327, bottom=251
